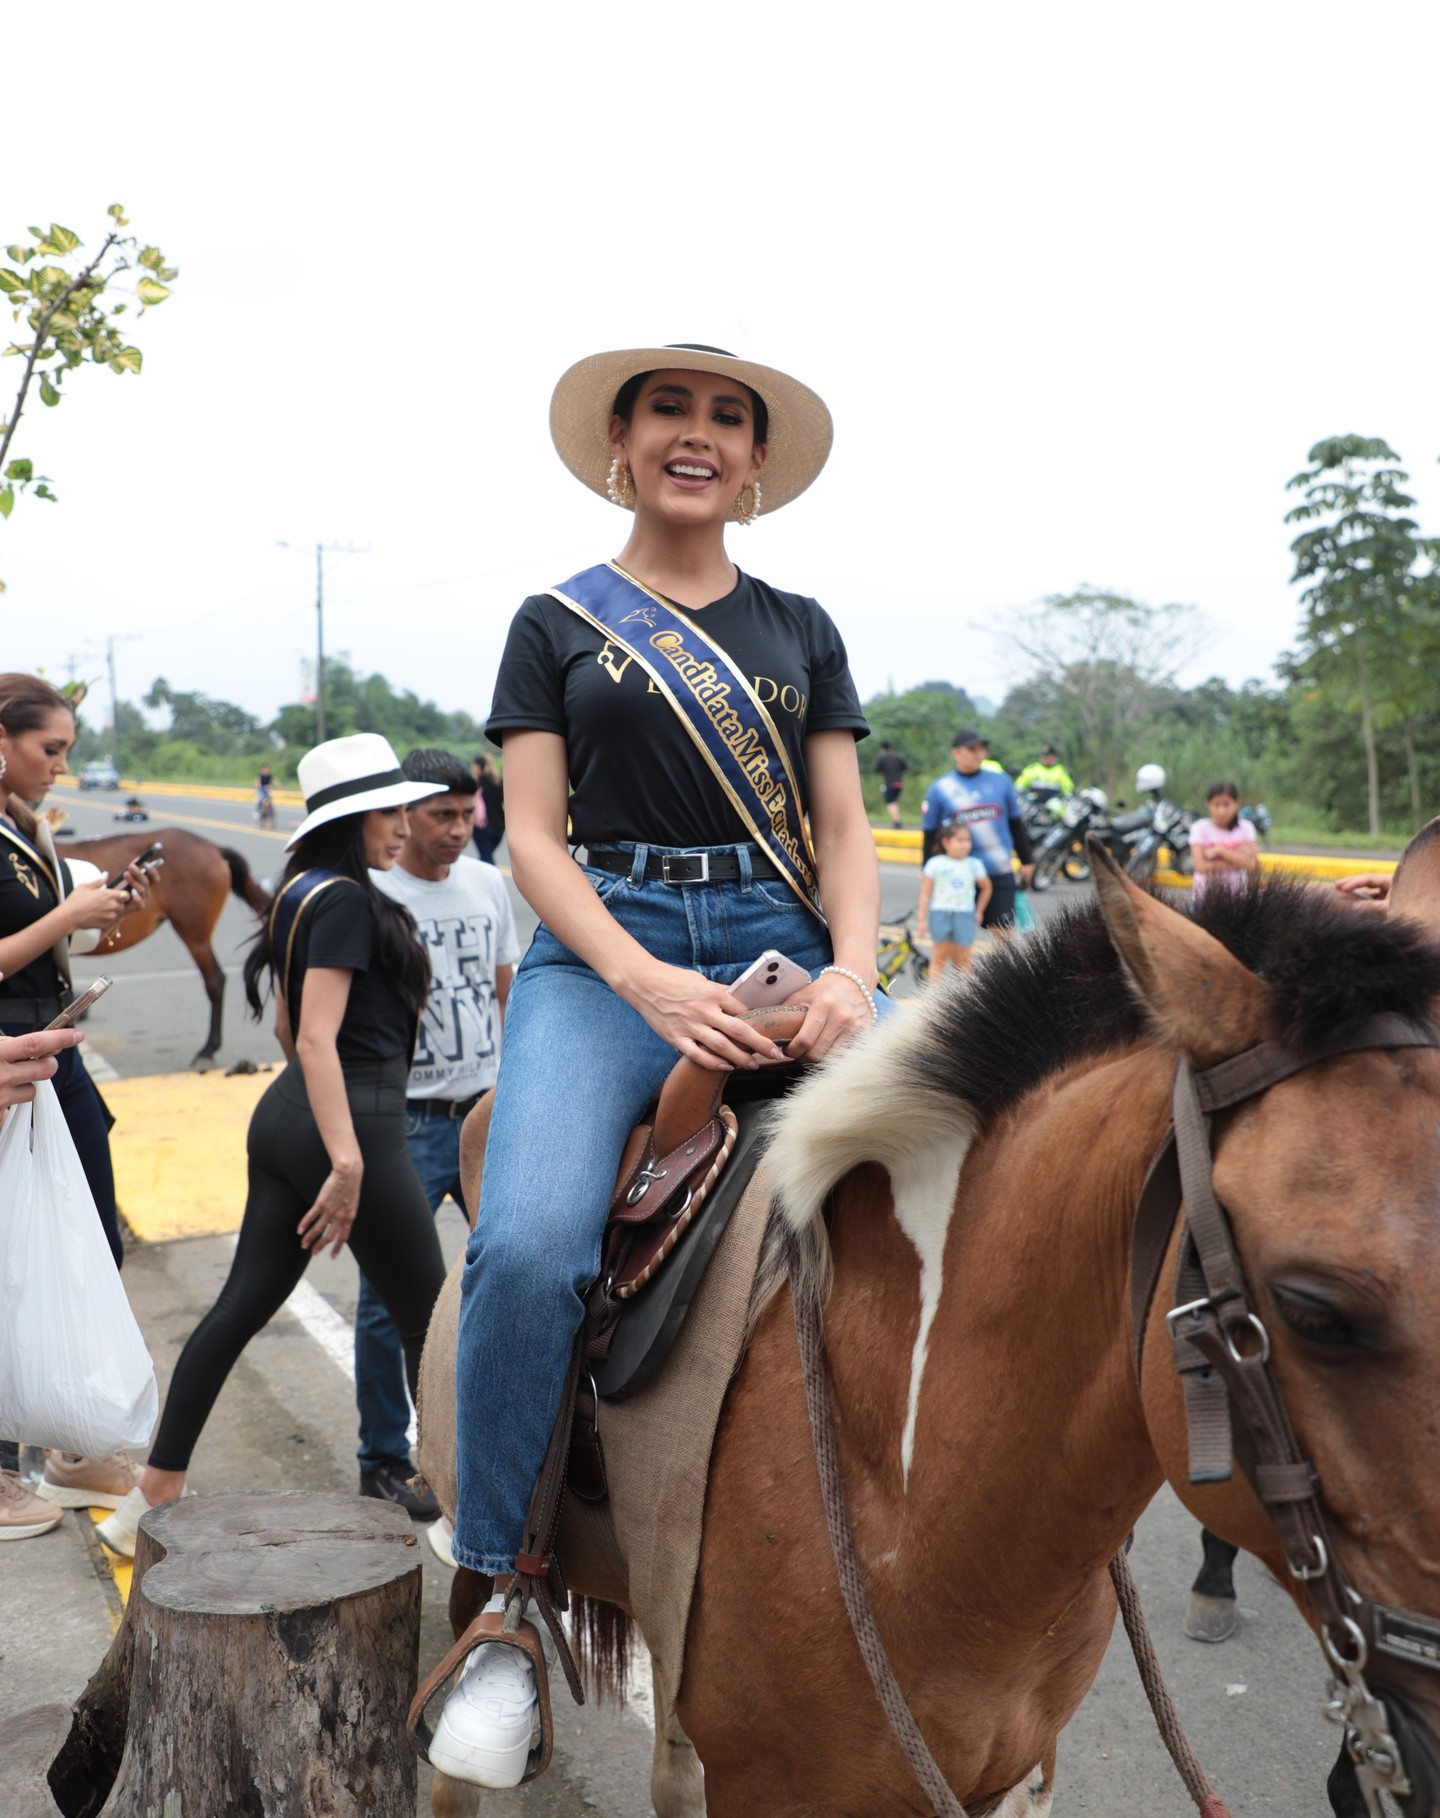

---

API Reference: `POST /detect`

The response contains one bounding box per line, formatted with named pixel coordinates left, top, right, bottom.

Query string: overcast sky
left=4, top=2, right=1439, bottom=736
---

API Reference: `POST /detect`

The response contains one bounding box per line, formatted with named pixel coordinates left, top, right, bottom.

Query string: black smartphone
left=46, top=975, right=114, bottom=1028
left=105, top=840, right=163, bottom=889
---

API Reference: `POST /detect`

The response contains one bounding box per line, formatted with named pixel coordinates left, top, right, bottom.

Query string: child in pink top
left=1190, top=780, right=1258, bottom=901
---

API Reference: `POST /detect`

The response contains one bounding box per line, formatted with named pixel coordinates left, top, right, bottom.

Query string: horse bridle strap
left=1130, top=1011, right=1440, bottom=1814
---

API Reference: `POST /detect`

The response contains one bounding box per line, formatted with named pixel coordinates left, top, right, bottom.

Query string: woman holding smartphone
left=0, top=674, right=150, bottom=1267
left=0, top=673, right=152, bottom=1535
left=429, top=345, right=883, bottom=1790
left=98, top=734, right=450, bottom=1557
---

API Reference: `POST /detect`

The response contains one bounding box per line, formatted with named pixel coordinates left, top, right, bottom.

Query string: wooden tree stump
left=0, top=1703, right=74, bottom=1817
left=51, top=1492, right=422, bottom=1818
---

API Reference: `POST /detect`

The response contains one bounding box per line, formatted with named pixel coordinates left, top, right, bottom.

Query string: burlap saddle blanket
left=415, top=1009, right=805, bottom=1731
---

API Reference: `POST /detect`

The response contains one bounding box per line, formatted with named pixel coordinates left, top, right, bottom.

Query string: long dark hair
left=243, top=812, right=430, bottom=1021
left=0, top=672, right=75, bottom=841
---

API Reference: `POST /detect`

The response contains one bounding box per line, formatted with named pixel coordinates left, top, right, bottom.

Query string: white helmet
left=1135, top=763, right=1166, bottom=794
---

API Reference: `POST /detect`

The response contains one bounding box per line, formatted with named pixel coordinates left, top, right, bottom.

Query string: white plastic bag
left=0, top=1077, right=157, bottom=1454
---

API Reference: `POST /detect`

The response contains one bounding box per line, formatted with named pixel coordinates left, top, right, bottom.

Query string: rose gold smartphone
left=46, top=976, right=114, bottom=1028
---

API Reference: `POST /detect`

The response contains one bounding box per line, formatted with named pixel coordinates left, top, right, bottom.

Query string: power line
left=276, top=540, right=370, bottom=741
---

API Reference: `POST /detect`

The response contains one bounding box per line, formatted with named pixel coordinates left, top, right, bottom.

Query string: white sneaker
left=427, top=1516, right=456, bottom=1568
left=428, top=1594, right=554, bottom=1788
left=94, top=1486, right=149, bottom=1559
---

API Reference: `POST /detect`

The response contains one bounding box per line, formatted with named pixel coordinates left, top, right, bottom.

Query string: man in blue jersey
left=921, top=730, right=1034, bottom=928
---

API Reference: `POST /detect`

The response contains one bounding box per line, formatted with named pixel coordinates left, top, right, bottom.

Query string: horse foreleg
left=1184, top=1525, right=1239, bottom=1643
left=428, top=1567, right=494, bottom=1818
left=650, top=1661, right=706, bottom=1818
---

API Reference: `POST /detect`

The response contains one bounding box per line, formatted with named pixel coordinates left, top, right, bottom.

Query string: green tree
left=1000, top=588, right=1202, bottom=796
left=0, top=209, right=177, bottom=586
left=144, top=678, right=262, bottom=755
left=1285, top=436, right=1420, bottom=839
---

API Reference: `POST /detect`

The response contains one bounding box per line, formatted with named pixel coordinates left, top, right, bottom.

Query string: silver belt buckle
left=661, top=852, right=709, bottom=885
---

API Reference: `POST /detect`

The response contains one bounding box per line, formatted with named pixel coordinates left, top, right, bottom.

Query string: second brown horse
left=64, top=828, right=271, bottom=1063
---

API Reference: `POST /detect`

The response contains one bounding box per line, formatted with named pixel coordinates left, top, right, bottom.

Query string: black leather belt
left=405, top=1094, right=481, bottom=1121
left=0, top=995, right=66, bottom=1030
left=584, top=847, right=783, bottom=885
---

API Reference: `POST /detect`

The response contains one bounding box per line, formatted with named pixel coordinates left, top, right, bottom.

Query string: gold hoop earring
left=734, top=480, right=763, bottom=527
left=606, top=456, right=635, bottom=509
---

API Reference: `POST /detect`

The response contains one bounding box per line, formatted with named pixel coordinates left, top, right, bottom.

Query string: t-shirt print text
left=595, top=641, right=809, bottom=720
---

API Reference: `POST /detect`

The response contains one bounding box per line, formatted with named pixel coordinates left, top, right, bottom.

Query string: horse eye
left=1269, top=1286, right=1361, bottom=1351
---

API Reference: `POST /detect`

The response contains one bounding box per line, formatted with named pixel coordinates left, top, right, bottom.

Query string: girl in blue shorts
left=917, top=818, right=992, bottom=978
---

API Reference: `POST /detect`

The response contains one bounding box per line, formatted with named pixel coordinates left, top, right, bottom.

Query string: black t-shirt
left=284, top=883, right=416, bottom=1064
left=485, top=569, right=868, bottom=848
left=874, top=751, right=908, bottom=787
left=0, top=819, right=67, bottom=1010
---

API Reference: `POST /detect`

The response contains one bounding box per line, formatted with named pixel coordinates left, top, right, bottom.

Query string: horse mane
left=754, top=878, right=1440, bottom=1321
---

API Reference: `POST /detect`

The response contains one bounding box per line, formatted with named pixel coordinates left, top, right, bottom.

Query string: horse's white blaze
left=888, top=1134, right=967, bottom=1489
left=764, top=983, right=980, bottom=1312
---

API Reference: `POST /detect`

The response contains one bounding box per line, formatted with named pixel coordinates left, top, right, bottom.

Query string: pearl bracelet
left=820, top=964, right=879, bottom=1025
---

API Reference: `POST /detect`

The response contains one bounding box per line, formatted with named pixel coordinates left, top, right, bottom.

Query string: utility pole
left=104, top=633, right=141, bottom=775
left=278, top=540, right=370, bottom=743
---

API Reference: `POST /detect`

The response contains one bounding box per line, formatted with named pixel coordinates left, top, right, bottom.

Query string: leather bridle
left=1131, top=1012, right=1440, bottom=1816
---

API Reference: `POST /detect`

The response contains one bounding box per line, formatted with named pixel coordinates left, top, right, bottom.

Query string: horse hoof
left=1184, top=1592, right=1238, bottom=1642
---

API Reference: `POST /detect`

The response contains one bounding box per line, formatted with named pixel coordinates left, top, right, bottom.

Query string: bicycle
left=876, top=911, right=930, bottom=992
left=255, top=787, right=276, bottom=831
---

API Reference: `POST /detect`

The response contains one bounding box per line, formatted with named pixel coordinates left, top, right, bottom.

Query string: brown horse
left=434, top=832, right=1440, bottom=1816
left=64, top=828, right=271, bottom=1064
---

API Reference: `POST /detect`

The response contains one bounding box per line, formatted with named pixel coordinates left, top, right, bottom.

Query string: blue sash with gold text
left=548, top=563, right=822, bottom=917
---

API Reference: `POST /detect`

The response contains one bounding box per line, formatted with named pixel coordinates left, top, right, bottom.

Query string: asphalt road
left=36, top=785, right=1381, bottom=1816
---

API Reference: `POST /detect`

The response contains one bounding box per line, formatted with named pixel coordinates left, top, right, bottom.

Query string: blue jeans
left=452, top=844, right=838, bottom=1575
left=354, top=1110, right=463, bottom=1472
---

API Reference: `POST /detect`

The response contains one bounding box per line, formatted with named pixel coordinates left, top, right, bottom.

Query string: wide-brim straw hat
left=286, top=733, right=443, bottom=850
left=550, top=342, right=834, bottom=514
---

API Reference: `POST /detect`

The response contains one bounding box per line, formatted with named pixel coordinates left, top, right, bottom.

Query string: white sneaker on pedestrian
left=427, top=1515, right=456, bottom=1568
left=428, top=1593, right=554, bottom=1788
left=94, top=1487, right=149, bottom=1559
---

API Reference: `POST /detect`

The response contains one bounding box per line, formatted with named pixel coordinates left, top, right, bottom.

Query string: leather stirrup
left=408, top=1601, right=556, bottom=1783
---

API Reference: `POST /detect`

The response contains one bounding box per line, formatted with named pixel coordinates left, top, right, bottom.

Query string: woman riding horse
left=430, top=343, right=887, bottom=1788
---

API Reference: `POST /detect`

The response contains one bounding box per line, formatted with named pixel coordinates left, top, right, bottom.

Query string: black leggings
left=150, top=1056, right=447, bottom=1472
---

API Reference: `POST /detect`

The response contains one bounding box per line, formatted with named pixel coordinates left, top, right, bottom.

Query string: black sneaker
left=359, top=1459, right=440, bottom=1522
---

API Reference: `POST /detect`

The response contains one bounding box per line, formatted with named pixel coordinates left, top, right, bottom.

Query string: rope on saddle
left=790, top=1260, right=969, bottom=1818
left=1108, top=1551, right=1234, bottom=1818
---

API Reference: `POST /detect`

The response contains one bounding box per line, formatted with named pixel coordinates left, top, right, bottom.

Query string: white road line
left=81, top=1046, right=121, bottom=1083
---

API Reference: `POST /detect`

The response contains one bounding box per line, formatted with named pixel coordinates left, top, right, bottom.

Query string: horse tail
left=221, top=846, right=272, bottom=916
left=570, top=1593, right=633, bottom=1705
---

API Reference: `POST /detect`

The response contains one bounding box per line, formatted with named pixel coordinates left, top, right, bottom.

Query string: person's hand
left=915, top=923, right=929, bottom=942
left=1335, top=872, right=1393, bottom=910
left=1018, top=864, right=1034, bottom=887
left=0, top=1026, right=82, bottom=1111
left=783, top=967, right=875, bottom=1064
left=632, top=963, right=786, bottom=1074
left=66, top=873, right=146, bottom=933
left=297, top=1161, right=362, bottom=1259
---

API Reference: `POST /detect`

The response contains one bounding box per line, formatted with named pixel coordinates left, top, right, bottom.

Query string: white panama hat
left=285, top=733, right=444, bottom=850
left=549, top=342, right=834, bottom=515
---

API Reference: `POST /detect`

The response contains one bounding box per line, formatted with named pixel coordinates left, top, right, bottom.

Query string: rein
left=790, top=1010, right=1440, bottom=1818
left=1132, top=1011, right=1440, bottom=1817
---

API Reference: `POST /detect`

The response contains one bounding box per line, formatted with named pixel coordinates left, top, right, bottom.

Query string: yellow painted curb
left=107, top=1069, right=277, bottom=1243
left=54, top=776, right=306, bottom=807
left=868, top=828, right=1398, bottom=881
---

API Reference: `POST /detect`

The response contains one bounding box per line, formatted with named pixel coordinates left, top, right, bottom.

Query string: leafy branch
left=0, top=205, right=177, bottom=579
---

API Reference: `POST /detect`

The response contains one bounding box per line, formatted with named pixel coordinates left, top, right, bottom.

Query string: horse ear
left=1086, top=837, right=1272, bottom=1064
left=1388, top=817, right=1440, bottom=942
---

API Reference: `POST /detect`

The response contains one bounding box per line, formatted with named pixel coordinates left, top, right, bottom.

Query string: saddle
left=408, top=1006, right=807, bottom=1778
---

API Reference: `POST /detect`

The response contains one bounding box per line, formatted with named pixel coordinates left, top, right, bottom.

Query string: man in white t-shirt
left=357, top=748, right=520, bottom=1519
